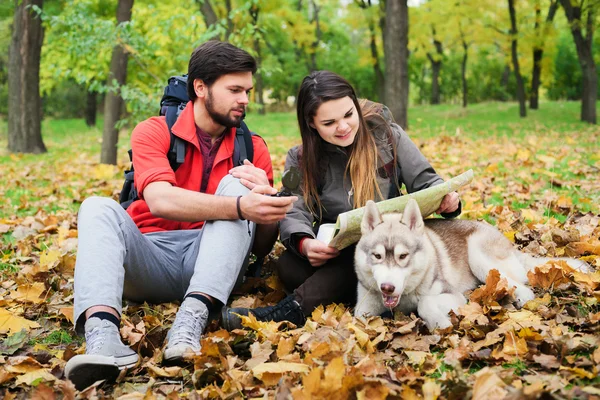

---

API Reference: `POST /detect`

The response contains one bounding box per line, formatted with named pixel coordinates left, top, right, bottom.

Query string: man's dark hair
left=187, top=41, right=257, bottom=100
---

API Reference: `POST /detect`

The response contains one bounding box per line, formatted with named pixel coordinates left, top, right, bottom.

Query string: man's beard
left=205, top=89, right=244, bottom=128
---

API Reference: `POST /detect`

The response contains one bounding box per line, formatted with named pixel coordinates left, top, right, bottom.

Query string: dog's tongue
left=383, top=295, right=399, bottom=308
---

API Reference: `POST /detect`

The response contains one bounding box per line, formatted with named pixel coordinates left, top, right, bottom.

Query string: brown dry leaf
left=15, top=369, right=57, bottom=386
left=0, top=309, right=41, bottom=334
left=458, top=302, right=489, bottom=326
left=565, top=241, right=600, bottom=257
left=245, top=341, right=274, bottom=369
left=5, top=356, right=44, bottom=374
left=356, top=384, right=390, bottom=400
left=0, top=369, right=16, bottom=385
left=146, top=363, right=182, bottom=378
left=472, top=368, right=508, bottom=400
left=533, top=354, right=561, bottom=370
left=251, top=361, right=310, bottom=379
left=120, top=319, right=145, bottom=346
left=9, top=282, right=46, bottom=304
left=527, top=261, right=573, bottom=290
left=470, top=269, right=514, bottom=305
left=404, top=351, right=429, bottom=366
left=30, top=383, right=56, bottom=400
left=59, top=307, right=74, bottom=324
left=571, top=270, right=600, bottom=291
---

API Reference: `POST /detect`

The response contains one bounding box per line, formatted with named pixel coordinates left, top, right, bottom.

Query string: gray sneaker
left=65, top=317, right=138, bottom=390
left=164, top=297, right=209, bottom=362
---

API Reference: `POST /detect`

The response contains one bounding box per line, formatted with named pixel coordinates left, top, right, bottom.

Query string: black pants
left=275, top=245, right=358, bottom=314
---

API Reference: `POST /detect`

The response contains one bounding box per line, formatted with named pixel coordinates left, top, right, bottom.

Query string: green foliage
left=547, top=31, right=600, bottom=100
left=2, top=0, right=600, bottom=124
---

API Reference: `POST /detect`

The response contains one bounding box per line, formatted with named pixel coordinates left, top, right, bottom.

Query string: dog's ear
left=361, top=200, right=383, bottom=234
left=402, top=199, right=424, bottom=233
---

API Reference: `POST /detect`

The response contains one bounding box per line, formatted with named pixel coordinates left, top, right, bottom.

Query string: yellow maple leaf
left=0, top=309, right=41, bottom=334
left=39, top=249, right=62, bottom=270
left=92, top=164, right=118, bottom=181
left=323, top=357, right=345, bottom=390
left=9, top=283, right=46, bottom=304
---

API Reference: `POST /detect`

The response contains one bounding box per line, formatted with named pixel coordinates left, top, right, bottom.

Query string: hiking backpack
left=119, top=75, right=255, bottom=209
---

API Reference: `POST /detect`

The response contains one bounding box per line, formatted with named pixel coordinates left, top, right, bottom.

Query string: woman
left=222, top=71, right=460, bottom=329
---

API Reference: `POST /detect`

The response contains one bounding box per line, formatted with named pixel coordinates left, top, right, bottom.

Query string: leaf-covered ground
left=0, top=105, right=599, bottom=399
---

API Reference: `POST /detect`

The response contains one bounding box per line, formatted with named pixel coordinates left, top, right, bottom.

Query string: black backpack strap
left=166, top=104, right=186, bottom=171
left=233, top=121, right=254, bottom=166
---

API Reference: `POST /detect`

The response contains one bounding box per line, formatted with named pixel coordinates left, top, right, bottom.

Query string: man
left=65, top=41, right=297, bottom=390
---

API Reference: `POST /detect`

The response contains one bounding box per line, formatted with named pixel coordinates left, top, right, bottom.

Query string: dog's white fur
left=354, top=199, right=589, bottom=330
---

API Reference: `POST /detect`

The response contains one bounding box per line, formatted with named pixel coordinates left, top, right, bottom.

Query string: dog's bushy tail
left=517, top=252, right=591, bottom=273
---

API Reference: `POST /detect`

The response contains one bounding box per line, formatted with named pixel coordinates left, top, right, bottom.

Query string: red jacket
left=127, top=102, right=274, bottom=233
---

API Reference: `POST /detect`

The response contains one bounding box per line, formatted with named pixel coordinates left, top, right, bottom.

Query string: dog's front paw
left=424, top=317, right=452, bottom=331
left=514, top=285, right=535, bottom=308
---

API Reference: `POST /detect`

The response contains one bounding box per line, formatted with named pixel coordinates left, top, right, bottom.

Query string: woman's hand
left=302, top=238, right=340, bottom=267
left=436, top=191, right=460, bottom=214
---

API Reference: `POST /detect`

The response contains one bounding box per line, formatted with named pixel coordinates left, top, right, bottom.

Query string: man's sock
left=88, top=311, right=120, bottom=329
left=186, top=293, right=214, bottom=314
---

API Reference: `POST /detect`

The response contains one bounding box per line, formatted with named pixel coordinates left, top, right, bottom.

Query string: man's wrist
left=236, top=195, right=245, bottom=220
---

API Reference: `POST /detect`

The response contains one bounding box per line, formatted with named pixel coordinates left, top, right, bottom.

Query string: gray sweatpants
left=73, top=175, right=254, bottom=334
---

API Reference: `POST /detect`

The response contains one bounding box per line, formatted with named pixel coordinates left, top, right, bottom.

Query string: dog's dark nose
left=380, top=283, right=395, bottom=294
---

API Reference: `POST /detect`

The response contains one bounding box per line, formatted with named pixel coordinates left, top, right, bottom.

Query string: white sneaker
left=164, top=297, right=209, bottom=362
left=65, top=318, right=138, bottom=390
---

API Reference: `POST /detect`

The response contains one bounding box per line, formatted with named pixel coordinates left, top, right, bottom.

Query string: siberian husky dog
left=354, top=199, right=589, bottom=330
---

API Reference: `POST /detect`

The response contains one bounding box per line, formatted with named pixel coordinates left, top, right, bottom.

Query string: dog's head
left=355, top=199, right=425, bottom=308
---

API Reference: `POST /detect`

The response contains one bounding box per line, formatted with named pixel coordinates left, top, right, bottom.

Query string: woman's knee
left=276, top=250, right=314, bottom=292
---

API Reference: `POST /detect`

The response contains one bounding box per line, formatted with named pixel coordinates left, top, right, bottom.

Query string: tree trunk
left=309, top=0, right=321, bottom=72
left=369, top=20, right=385, bottom=102
left=427, top=32, right=443, bottom=105
left=8, top=0, right=46, bottom=154
left=225, top=0, right=233, bottom=40
left=501, top=64, right=510, bottom=94
left=357, top=0, right=385, bottom=102
left=461, top=38, right=468, bottom=108
left=508, top=0, right=527, bottom=118
left=384, top=0, right=409, bottom=128
left=250, top=5, right=265, bottom=115
left=530, top=0, right=558, bottom=109
left=85, top=89, right=97, bottom=127
left=559, top=0, right=597, bottom=124
left=100, top=0, right=134, bottom=165
left=198, top=0, right=218, bottom=40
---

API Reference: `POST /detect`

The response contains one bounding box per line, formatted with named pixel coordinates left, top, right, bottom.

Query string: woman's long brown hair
left=296, top=71, right=384, bottom=217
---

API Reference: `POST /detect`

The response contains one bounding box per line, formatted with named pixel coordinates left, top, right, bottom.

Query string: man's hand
left=436, top=191, right=460, bottom=214
left=230, top=159, right=270, bottom=190
left=301, top=238, right=340, bottom=267
left=238, top=185, right=297, bottom=224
